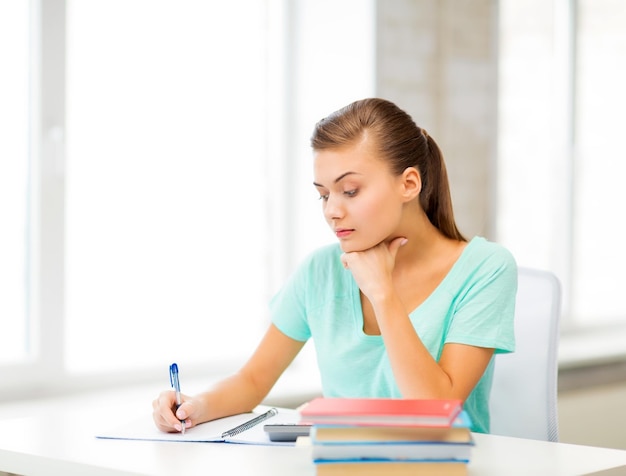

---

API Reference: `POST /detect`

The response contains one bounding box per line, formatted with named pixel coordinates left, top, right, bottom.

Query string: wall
left=376, top=0, right=498, bottom=239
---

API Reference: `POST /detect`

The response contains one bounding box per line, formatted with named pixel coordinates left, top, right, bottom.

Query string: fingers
left=341, top=237, right=407, bottom=268
left=340, top=253, right=349, bottom=269
left=152, top=390, right=192, bottom=433
left=388, top=236, right=408, bottom=257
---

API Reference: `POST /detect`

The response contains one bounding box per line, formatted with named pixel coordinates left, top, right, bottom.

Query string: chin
left=338, top=239, right=380, bottom=253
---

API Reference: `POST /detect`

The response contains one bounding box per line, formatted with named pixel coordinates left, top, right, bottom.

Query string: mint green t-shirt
left=270, top=236, right=517, bottom=433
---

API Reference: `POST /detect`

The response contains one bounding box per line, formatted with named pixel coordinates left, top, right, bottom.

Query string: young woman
left=152, top=98, right=516, bottom=434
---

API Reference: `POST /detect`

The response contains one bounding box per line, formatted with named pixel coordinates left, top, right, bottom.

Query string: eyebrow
left=313, top=171, right=361, bottom=188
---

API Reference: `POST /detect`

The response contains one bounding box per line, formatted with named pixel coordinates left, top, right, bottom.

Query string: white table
left=1, top=388, right=626, bottom=476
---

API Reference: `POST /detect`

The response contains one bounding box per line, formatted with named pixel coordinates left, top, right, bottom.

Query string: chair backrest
left=489, top=267, right=561, bottom=442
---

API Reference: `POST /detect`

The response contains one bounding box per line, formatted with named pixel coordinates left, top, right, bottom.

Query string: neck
left=392, top=210, right=463, bottom=270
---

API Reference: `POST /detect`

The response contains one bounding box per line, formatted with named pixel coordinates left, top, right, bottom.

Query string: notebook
left=96, top=407, right=301, bottom=446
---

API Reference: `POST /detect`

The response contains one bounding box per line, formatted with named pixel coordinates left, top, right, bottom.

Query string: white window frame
left=1, top=0, right=68, bottom=396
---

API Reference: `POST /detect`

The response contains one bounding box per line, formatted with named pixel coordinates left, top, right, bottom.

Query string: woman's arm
left=152, top=324, right=305, bottom=432
left=341, top=237, right=495, bottom=402
left=371, top=291, right=494, bottom=400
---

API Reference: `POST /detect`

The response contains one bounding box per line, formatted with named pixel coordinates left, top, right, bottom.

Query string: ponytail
left=420, top=132, right=465, bottom=241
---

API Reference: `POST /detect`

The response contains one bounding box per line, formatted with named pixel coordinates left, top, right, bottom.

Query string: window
left=570, top=0, right=626, bottom=325
left=65, top=0, right=269, bottom=373
left=0, top=1, right=30, bottom=365
left=2, top=0, right=375, bottom=395
left=498, top=0, right=626, bottom=330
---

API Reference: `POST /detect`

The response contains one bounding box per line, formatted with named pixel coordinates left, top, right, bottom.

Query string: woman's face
left=313, top=138, right=407, bottom=252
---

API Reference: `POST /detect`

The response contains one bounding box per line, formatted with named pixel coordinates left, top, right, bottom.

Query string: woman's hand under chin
left=340, top=236, right=408, bottom=302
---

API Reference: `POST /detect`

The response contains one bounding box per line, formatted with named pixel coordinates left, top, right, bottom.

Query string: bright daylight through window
left=65, top=0, right=374, bottom=376
left=65, top=1, right=269, bottom=373
left=498, top=0, right=626, bottom=330
left=0, top=2, right=30, bottom=365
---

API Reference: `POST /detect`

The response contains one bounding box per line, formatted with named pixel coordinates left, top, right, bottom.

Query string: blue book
left=312, top=440, right=473, bottom=462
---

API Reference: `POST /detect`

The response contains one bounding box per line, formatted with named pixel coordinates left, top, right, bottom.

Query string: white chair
left=489, top=267, right=561, bottom=442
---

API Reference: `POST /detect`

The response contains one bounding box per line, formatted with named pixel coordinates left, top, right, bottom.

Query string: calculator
left=263, top=423, right=312, bottom=442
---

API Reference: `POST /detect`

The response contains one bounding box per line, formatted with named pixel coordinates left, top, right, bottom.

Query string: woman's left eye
left=344, top=189, right=358, bottom=197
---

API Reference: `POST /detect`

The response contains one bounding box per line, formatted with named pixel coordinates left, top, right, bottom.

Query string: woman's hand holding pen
left=152, top=390, right=198, bottom=433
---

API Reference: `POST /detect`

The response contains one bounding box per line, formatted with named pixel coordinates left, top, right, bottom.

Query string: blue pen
left=169, top=363, right=185, bottom=434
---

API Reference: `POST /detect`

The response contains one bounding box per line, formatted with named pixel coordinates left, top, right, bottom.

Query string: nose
left=323, top=193, right=344, bottom=222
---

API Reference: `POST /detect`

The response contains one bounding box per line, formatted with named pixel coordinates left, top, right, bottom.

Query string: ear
left=399, top=167, right=421, bottom=202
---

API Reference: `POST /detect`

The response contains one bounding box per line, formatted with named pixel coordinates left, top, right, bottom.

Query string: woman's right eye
left=318, top=194, right=329, bottom=201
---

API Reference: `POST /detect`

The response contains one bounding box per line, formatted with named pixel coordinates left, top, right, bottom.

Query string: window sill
left=558, top=325, right=626, bottom=391
left=559, top=325, right=626, bottom=369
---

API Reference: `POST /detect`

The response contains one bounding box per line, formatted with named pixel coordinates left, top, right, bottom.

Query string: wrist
left=368, top=288, right=399, bottom=311
left=193, top=392, right=213, bottom=424
left=370, top=291, right=411, bottom=327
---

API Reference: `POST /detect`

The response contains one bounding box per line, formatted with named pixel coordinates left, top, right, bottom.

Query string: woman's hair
left=311, top=98, right=465, bottom=241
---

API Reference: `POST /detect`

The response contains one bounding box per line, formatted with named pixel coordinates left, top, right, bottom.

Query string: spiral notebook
left=96, top=406, right=300, bottom=446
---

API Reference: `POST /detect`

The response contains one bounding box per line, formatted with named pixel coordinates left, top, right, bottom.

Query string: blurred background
left=1, top=0, right=625, bottom=450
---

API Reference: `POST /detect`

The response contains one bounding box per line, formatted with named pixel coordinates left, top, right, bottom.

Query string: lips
left=335, top=228, right=354, bottom=238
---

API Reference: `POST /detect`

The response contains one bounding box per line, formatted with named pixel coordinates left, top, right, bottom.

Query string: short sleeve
left=445, top=244, right=517, bottom=354
left=269, top=257, right=313, bottom=342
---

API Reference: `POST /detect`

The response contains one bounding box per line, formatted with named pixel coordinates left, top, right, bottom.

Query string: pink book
left=300, top=398, right=463, bottom=427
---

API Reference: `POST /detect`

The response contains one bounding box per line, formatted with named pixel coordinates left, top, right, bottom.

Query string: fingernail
left=401, top=238, right=408, bottom=245
left=174, top=423, right=182, bottom=432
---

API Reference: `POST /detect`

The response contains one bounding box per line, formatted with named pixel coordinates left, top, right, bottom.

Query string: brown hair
left=311, top=98, right=465, bottom=241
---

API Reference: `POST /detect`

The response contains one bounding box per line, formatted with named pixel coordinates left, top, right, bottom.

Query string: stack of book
left=299, top=397, right=474, bottom=476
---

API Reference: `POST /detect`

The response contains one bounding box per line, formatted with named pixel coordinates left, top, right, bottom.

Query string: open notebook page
left=96, top=407, right=301, bottom=446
